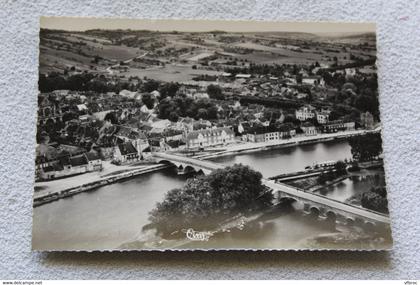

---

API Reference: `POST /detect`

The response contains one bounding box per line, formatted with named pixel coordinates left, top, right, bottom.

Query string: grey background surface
left=0, top=0, right=419, bottom=279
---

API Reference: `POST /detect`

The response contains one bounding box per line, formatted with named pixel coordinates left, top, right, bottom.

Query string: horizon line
left=40, top=17, right=376, bottom=34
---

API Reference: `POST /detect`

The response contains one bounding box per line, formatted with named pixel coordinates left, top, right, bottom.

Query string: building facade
left=319, top=120, right=356, bottom=133
left=264, top=131, right=280, bottom=141
left=301, top=122, right=317, bottom=136
left=360, top=111, right=374, bottom=129
left=113, top=142, right=140, bottom=164
left=295, top=105, right=316, bottom=121
left=316, top=109, right=331, bottom=124
left=186, top=127, right=235, bottom=149
left=37, top=151, right=102, bottom=181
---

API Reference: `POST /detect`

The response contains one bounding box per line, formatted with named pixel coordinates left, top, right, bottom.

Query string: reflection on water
left=178, top=203, right=338, bottom=250
left=318, top=170, right=386, bottom=202
left=32, top=140, right=390, bottom=250
left=209, top=140, right=352, bottom=177
left=32, top=168, right=187, bottom=250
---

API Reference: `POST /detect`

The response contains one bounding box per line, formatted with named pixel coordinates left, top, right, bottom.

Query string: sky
left=40, top=17, right=375, bottom=34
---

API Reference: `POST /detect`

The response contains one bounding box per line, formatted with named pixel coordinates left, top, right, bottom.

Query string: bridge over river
left=153, top=152, right=391, bottom=227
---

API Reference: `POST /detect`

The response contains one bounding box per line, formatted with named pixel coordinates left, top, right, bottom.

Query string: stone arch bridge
left=153, top=152, right=391, bottom=228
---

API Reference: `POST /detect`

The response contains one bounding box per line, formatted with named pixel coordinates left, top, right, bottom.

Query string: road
left=105, top=52, right=149, bottom=75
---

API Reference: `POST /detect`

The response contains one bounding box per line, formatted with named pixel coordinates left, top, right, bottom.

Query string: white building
left=264, top=131, right=280, bottom=141
left=345, top=68, right=357, bottom=76
left=360, top=112, right=374, bottom=129
left=301, top=122, right=317, bottom=136
left=302, top=76, right=325, bottom=87
left=295, top=105, right=316, bottom=121
left=193, top=92, right=210, bottom=100
left=316, top=109, right=331, bottom=124
left=186, top=127, right=235, bottom=149
left=119, top=89, right=139, bottom=99
left=235, top=74, right=251, bottom=79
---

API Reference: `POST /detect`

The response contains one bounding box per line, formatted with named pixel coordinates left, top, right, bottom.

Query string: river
left=208, top=140, right=352, bottom=177
left=32, top=140, right=390, bottom=250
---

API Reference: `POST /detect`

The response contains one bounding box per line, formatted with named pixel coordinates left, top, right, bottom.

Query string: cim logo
left=183, top=228, right=214, bottom=241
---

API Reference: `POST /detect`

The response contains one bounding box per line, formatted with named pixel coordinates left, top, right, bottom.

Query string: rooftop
left=117, top=142, right=138, bottom=155
left=186, top=127, right=234, bottom=140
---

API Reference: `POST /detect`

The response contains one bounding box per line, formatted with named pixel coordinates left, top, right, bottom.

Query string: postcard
left=33, top=17, right=392, bottom=251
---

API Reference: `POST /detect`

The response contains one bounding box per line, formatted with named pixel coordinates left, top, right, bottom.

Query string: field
left=39, top=29, right=377, bottom=78
left=121, top=64, right=224, bottom=82
left=40, top=32, right=145, bottom=73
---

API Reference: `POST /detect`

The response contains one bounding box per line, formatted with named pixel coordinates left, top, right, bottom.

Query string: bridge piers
left=325, top=211, right=337, bottom=225
left=345, top=217, right=355, bottom=226
left=309, top=206, right=321, bottom=219
left=176, top=165, right=196, bottom=175
left=363, top=221, right=376, bottom=231
left=154, top=153, right=221, bottom=176
left=152, top=153, right=390, bottom=229
left=303, top=203, right=311, bottom=214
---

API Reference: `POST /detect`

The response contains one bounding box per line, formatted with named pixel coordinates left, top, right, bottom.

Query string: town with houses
left=33, top=22, right=390, bottom=251
left=36, top=83, right=375, bottom=181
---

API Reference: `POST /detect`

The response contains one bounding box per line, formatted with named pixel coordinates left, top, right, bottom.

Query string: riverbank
left=282, top=162, right=384, bottom=192
left=118, top=199, right=391, bottom=250
left=194, top=128, right=379, bottom=160
left=33, top=163, right=169, bottom=207
left=33, top=137, right=392, bottom=251
left=33, top=128, right=378, bottom=207
left=118, top=201, right=294, bottom=250
left=311, top=175, right=353, bottom=192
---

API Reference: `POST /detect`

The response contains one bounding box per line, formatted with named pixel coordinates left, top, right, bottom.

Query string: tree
left=371, top=186, right=387, bottom=198
left=296, top=73, right=303, bottom=84
left=328, top=109, right=341, bottom=121
left=361, top=192, right=388, bottom=214
left=197, top=108, right=208, bottom=119
left=317, top=173, right=328, bottom=184
left=157, top=96, right=218, bottom=121
left=104, top=112, right=118, bottom=124
left=142, top=79, right=160, bottom=93
left=347, top=161, right=360, bottom=172
left=62, top=112, right=77, bottom=123
left=142, top=93, right=155, bottom=109
left=207, top=105, right=218, bottom=119
left=168, top=111, right=179, bottom=122
left=317, top=169, right=338, bottom=184
left=334, top=160, right=347, bottom=176
left=353, top=94, right=379, bottom=118
left=206, top=84, right=224, bottom=100
left=159, top=82, right=180, bottom=99
left=92, top=55, right=102, bottom=64
left=148, top=164, right=273, bottom=237
left=349, top=133, right=382, bottom=162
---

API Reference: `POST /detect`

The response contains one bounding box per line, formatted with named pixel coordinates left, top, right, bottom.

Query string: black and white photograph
left=33, top=17, right=392, bottom=251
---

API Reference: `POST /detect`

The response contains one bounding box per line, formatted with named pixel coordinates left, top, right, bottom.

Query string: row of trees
left=39, top=72, right=182, bottom=98
left=239, top=96, right=301, bottom=110
left=360, top=186, right=389, bottom=214
left=318, top=70, right=380, bottom=119
left=317, top=161, right=348, bottom=184
left=224, top=63, right=311, bottom=77
left=39, top=73, right=137, bottom=93
left=157, top=95, right=219, bottom=122
left=349, top=133, right=383, bottom=162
